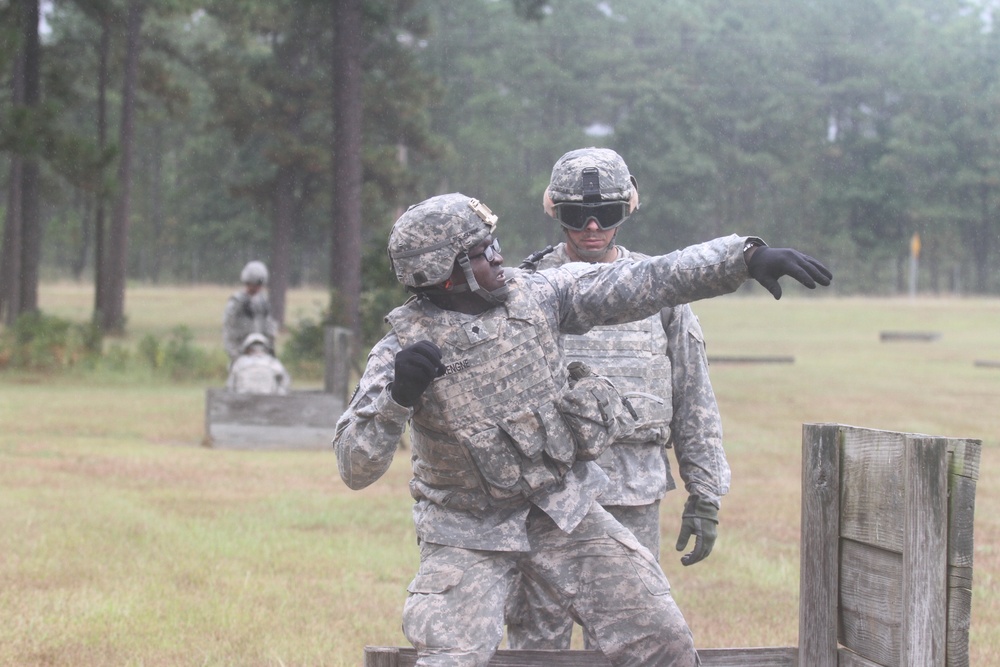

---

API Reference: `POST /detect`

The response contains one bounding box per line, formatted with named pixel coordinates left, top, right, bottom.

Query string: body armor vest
left=532, top=245, right=675, bottom=505
left=386, top=286, right=577, bottom=509
left=229, top=356, right=283, bottom=394
left=561, top=314, right=672, bottom=446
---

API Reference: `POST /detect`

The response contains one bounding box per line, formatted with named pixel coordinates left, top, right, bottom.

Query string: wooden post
left=946, top=438, right=980, bottom=667
left=902, top=436, right=948, bottom=666
left=324, top=325, right=353, bottom=400
left=799, top=423, right=841, bottom=667
left=364, top=646, right=401, bottom=667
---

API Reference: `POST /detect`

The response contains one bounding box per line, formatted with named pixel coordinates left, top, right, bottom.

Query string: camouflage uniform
left=226, top=334, right=291, bottom=395
left=222, top=290, right=278, bottom=363
left=334, top=192, right=751, bottom=667
left=506, top=243, right=729, bottom=650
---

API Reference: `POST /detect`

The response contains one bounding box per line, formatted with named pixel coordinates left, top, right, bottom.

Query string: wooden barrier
left=203, top=389, right=342, bottom=450
left=800, top=424, right=979, bottom=667
left=203, top=327, right=354, bottom=450
left=879, top=331, right=941, bottom=342
left=708, top=355, right=795, bottom=364
left=363, top=424, right=980, bottom=667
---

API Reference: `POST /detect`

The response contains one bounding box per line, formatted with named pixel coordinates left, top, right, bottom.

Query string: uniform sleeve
left=663, top=305, right=730, bottom=507
left=332, top=332, right=412, bottom=490
left=544, top=235, right=749, bottom=335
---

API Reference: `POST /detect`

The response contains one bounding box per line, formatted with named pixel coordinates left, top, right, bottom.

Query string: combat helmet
left=388, top=193, right=509, bottom=304
left=241, top=332, right=272, bottom=354
left=546, top=147, right=637, bottom=232
left=240, top=260, right=269, bottom=285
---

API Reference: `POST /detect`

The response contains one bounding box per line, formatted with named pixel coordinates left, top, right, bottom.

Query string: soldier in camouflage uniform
left=333, top=192, right=831, bottom=667
left=226, top=332, right=291, bottom=395
left=222, top=260, right=279, bottom=365
left=507, top=148, right=729, bottom=651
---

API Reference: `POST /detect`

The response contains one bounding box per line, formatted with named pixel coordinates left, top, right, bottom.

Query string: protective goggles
left=552, top=201, right=630, bottom=231
left=469, top=238, right=502, bottom=263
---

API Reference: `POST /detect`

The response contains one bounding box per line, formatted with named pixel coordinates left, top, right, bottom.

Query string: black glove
left=675, top=495, right=719, bottom=566
left=746, top=246, right=833, bottom=300
left=390, top=341, right=446, bottom=407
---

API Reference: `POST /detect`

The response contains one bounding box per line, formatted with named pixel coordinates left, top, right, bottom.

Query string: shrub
left=0, top=311, right=102, bottom=370
left=0, top=312, right=224, bottom=382
left=133, top=326, right=224, bottom=381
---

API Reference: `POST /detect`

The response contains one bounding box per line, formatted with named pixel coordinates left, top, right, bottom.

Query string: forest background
left=2, top=0, right=1000, bottom=353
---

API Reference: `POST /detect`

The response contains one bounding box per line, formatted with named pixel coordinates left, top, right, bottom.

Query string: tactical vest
left=561, top=314, right=672, bottom=446
left=225, top=293, right=273, bottom=354
left=386, top=287, right=579, bottom=509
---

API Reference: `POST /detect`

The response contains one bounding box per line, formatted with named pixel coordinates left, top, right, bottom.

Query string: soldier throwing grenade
left=333, top=192, right=831, bottom=667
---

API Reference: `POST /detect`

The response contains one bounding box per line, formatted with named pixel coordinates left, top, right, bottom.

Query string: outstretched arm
left=550, top=235, right=833, bottom=334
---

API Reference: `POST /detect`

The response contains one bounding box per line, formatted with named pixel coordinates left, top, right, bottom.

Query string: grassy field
left=2, top=283, right=998, bottom=666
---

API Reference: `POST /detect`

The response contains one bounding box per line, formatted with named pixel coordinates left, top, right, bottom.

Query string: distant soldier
left=507, top=147, right=729, bottom=651
left=333, top=192, right=831, bottom=666
left=226, top=333, right=291, bottom=395
left=223, top=260, right=278, bottom=365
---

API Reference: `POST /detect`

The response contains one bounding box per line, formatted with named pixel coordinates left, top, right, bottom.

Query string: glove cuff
left=682, top=495, right=719, bottom=523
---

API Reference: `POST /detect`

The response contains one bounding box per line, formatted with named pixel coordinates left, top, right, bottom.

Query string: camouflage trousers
left=402, top=502, right=697, bottom=667
left=505, top=501, right=664, bottom=652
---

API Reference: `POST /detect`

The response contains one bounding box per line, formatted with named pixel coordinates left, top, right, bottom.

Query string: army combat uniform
left=507, top=242, right=729, bottom=650
left=222, top=290, right=278, bottom=363
left=226, top=333, right=291, bottom=395
left=334, top=234, right=752, bottom=667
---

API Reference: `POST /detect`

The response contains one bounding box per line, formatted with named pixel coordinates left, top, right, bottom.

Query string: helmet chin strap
left=568, top=229, right=618, bottom=263
left=421, top=254, right=510, bottom=305
left=455, top=254, right=510, bottom=304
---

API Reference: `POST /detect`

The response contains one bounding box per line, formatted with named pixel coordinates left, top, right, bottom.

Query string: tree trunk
left=972, top=183, right=993, bottom=294
left=71, top=188, right=91, bottom=280
left=270, top=165, right=295, bottom=328
left=94, top=10, right=111, bottom=318
left=1, top=157, right=23, bottom=325
left=103, top=0, right=145, bottom=333
left=0, top=32, right=25, bottom=325
left=331, top=0, right=364, bottom=339
left=148, top=122, right=164, bottom=283
left=17, top=0, right=42, bottom=315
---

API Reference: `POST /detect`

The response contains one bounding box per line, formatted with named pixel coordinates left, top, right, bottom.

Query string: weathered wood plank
left=836, top=428, right=980, bottom=667
left=839, top=539, right=901, bottom=665
left=948, top=583, right=972, bottom=667
left=837, top=648, right=884, bottom=667
left=839, top=427, right=905, bottom=553
left=204, top=388, right=342, bottom=449
left=945, top=438, right=980, bottom=667
left=901, top=436, right=948, bottom=666
left=947, top=439, right=980, bottom=570
left=798, top=423, right=840, bottom=667
left=362, top=646, right=798, bottom=667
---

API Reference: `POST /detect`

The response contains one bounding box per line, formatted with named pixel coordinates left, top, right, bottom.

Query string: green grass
left=2, top=284, right=999, bottom=665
